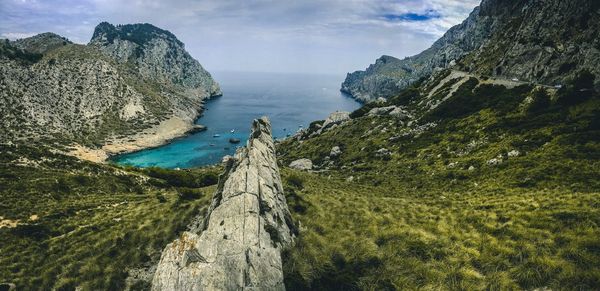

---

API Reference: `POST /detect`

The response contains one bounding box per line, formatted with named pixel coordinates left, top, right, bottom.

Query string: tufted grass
left=0, top=144, right=219, bottom=290
left=278, top=76, right=600, bottom=290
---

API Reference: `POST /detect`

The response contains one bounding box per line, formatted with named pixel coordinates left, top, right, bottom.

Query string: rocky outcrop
left=152, top=117, right=295, bottom=290
left=342, top=0, right=600, bottom=101
left=289, top=158, right=313, bottom=171
left=89, top=22, right=221, bottom=99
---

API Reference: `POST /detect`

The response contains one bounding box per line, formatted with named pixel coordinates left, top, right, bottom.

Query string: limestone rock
left=486, top=158, right=503, bottom=166
left=289, top=158, right=313, bottom=171
left=321, top=111, right=350, bottom=130
left=152, top=117, right=295, bottom=290
left=330, top=146, right=342, bottom=157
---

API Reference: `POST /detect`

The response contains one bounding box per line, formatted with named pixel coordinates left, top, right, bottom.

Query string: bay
left=110, top=71, right=361, bottom=168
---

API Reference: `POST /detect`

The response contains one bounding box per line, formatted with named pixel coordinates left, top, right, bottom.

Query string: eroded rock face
left=152, top=117, right=295, bottom=291
left=342, top=0, right=600, bottom=101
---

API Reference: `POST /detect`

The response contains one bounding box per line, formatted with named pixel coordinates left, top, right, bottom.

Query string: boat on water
left=213, top=134, right=220, bottom=137
left=230, top=129, right=235, bottom=133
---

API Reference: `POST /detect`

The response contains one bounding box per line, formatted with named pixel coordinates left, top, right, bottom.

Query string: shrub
left=526, top=87, right=551, bottom=114
left=556, top=69, right=597, bottom=106
left=286, top=174, right=304, bottom=189
left=177, top=187, right=203, bottom=200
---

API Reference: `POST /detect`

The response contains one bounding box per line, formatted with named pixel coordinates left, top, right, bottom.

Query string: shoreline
left=67, top=94, right=221, bottom=164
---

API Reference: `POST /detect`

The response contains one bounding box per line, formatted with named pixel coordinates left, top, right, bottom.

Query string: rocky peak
left=12, top=32, right=72, bottom=54
left=89, top=22, right=221, bottom=97
left=152, top=117, right=295, bottom=290
left=342, top=0, right=600, bottom=102
left=91, top=22, right=183, bottom=47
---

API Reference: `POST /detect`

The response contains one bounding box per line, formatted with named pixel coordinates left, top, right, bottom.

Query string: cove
left=110, top=71, right=361, bottom=168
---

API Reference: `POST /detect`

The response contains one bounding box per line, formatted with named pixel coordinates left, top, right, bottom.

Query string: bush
left=556, top=69, right=597, bottom=106
left=526, top=87, right=551, bottom=114
left=286, top=174, right=304, bottom=189
left=177, top=187, right=203, bottom=200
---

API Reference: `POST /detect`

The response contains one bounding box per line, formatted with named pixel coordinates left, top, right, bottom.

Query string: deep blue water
left=110, top=71, right=360, bottom=168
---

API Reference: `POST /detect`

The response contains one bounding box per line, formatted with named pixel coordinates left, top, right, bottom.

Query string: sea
left=110, top=71, right=361, bottom=168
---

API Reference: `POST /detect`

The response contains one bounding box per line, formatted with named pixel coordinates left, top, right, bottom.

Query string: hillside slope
left=342, top=0, right=600, bottom=102
left=0, top=23, right=220, bottom=160
left=278, top=68, right=600, bottom=289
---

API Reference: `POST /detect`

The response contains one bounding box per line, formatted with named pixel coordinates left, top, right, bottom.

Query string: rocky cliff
left=152, top=117, right=295, bottom=290
left=89, top=22, right=221, bottom=99
left=0, top=22, right=221, bottom=158
left=342, top=0, right=600, bottom=102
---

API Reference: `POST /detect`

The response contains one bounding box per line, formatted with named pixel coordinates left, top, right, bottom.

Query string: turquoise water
left=110, top=71, right=361, bottom=168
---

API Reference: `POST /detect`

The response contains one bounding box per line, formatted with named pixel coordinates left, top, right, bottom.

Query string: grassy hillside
left=277, top=70, right=600, bottom=290
left=0, top=144, right=220, bottom=290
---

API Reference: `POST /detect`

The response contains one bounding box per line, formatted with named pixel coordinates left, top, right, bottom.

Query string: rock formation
left=0, top=22, right=221, bottom=157
left=152, top=117, right=295, bottom=290
left=342, top=0, right=600, bottom=102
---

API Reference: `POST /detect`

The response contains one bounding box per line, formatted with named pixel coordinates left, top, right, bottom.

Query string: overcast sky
left=0, top=0, right=480, bottom=74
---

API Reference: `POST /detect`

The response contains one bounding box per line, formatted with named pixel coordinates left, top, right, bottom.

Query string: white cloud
left=1, top=32, right=39, bottom=40
left=0, top=0, right=481, bottom=73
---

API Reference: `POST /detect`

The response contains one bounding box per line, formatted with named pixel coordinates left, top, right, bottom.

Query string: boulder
left=486, top=158, right=503, bottom=166
left=152, top=117, right=295, bottom=290
left=330, top=146, right=342, bottom=157
left=321, top=111, right=350, bottom=130
left=289, top=158, right=313, bottom=171
left=187, top=124, right=207, bottom=134
left=507, top=150, right=520, bottom=158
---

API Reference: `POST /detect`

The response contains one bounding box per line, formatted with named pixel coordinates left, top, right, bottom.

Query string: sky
left=0, top=0, right=480, bottom=74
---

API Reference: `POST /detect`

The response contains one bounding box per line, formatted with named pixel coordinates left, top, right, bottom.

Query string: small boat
left=286, top=133, right=291, bottom=137
left=209, top=143, right=216, bottom=147
left=230, top=129, right=235, bottom=133
left=283, top=128, right=286, bottom=131
left=213, top=134, right=220, bottom=138
left=229, top=138, right=241, bottom=144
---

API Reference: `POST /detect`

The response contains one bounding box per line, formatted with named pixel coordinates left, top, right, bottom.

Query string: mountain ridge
left=0, top=22, right=221, bottom=161
left=342, top=0, right=600, bottom=102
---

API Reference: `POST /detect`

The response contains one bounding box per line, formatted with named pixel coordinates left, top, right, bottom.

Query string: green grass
left=0, top=144, right=219, bottom=290
left=278, top=76, right=600, bottom=290
left=280, top=169, right=600, bottom=290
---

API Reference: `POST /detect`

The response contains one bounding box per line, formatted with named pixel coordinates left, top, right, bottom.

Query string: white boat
left=213, top=134, right=220, bottom=137
left=230, top=129, right=235, bottom=133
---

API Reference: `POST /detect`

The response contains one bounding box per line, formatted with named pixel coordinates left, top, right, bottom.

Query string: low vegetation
left=278, top=70, right=600, bottom=290
left=0, top=144, right=220, bottom=289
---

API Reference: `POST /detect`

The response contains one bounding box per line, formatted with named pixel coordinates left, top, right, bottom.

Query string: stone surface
left=318, top=111, right=350, bottom=134
left=330, top=146, right=342, bottom=157
left=289, top=158, right=313, bottom=171
left=507, top=150, right=520, bottom=158
left=152, top=117, right=295, bottom=291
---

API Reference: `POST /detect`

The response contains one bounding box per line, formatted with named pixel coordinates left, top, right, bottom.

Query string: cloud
left=0, top=0, right=481, bottom=74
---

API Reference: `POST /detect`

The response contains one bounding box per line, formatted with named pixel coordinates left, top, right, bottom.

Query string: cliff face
left=152, top=117, right=295, bottom=290
left=0, top=22, right=220, bottom=153
left=341, top=0, right=600, bottom=102
left=89, top=22, right=221, bottom=99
